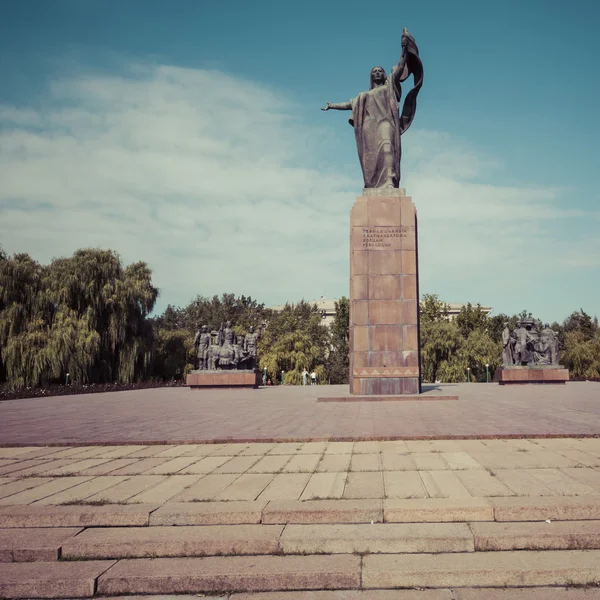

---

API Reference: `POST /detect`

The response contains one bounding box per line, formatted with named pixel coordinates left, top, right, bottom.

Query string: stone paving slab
left=150, top=501, right=267, bottom=525
left=0, top=477, right=52, bottom=500
left=62, top=525, right=284, bottom=559
left=0, top=527, right=82, bottom=562
left=362, top=549, right=600, bottom=588
left=280, top=523, right=474, bottom=554
left=2, top=383, right=600, bottom=445
left=471, top=519, right=600, bottom=550
left=97, top=555, right=362, bottom=595
left=0, top=477, right=94, bottom=504
left=262, top=500, right=383, bottom=524
left=300, top=472, right=347, bottom=500
left=0, top=504, right=159, bottom=527
left=0, top=559, right=116, bottom=598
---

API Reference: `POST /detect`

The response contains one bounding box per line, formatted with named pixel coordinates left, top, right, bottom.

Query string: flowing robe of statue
left=502, top=326, right=514, bottom=366
left=349, top=32, right=423, bottom=188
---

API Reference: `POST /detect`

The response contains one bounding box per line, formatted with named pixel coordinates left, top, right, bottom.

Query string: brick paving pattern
left=1, top=382, right=600, bottom=445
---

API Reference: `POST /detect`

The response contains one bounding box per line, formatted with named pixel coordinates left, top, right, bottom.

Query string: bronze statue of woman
left=322, top=28, right=423, bottom=189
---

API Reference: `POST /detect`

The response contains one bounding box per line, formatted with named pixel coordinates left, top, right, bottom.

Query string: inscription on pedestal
left=361, top=227, right=407, bottom=250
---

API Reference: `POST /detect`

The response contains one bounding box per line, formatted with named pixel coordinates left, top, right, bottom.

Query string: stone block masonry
left=349, top=189, right=421, bottom=395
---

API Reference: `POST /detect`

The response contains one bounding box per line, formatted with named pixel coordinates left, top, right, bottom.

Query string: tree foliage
left=0, top=249, right=157, bottom=388
left=258, top=301, right=329, bottom=385
left=325, top=297, right=349, bottom=385
left=420, top=295, right=500, bottom=383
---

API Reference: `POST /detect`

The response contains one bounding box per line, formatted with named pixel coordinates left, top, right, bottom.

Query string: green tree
left=455, top=303, right=489, bottom=338
left=181, top=293, right=268, bottom=334
left=561, top=330, right=600, bottom=380
left=563, top=310, right=598, bottom=341
left=420, top=318, right=463, bottom=383
left=325, top=297, right=349, bottom=384
left=150, top=328, right=194, bottom=380
left=258, top=301, right=329, bottom=385
left=419, top=294, right=459, bottom=383
left=0, top=248, right=158, bottom=388
left=458, top=329, right=501, bottom=382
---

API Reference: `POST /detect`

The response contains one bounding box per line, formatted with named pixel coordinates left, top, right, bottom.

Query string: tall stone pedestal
left=349, top=189, right=421, bottom=395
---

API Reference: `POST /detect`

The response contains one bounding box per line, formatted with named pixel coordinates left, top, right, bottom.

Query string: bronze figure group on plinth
left=192, top=321, right=260, bottom=372
left=496, top=319, right=569, bottom=385
left=186, top=321, right=262, bottom=389
left=502, top=320, right=560, bottom=367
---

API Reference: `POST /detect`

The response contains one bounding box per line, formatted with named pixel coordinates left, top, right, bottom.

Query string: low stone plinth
left=186, top=370, right=261, bottom=389
left=495, top=366, right=569, bottom=385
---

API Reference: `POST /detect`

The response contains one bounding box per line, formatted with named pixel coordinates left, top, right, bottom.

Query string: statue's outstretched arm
left=321, top=101, right=352, bottom=111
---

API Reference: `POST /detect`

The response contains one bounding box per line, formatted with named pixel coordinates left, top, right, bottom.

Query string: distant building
left=445, top=303, right=493, bottom=321
left=269, top=298, right=492, bottom=327
left=269, top=296, right=338, bottom=328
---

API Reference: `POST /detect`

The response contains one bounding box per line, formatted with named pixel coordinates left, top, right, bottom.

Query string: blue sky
left=1, top=0, right=599, bottom=323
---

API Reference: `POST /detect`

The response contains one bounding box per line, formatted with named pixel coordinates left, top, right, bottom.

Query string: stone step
left=97, top=555, right=361, bottom=595
left=3, top=554, right=600, bottom=597
left=150, top=501, right=266, bottom=525
left=88, top=592, right=600, bottom=600
left=61, top=523, right=475, bottom=560
left=0, top=527, right=82, bottom=562
left=0, top=503, right=158, bottom=527
left=62, top=525, right=284, bottom=559
left=362, top=549, right=600, bottom=588
left=3, top=496, right=600, bottom=530
left=490, top=495, right=600, bottom=521
left=472, top=519, right=600, bottom=551
left=0, top=559, right=116, bottom=598
left=280, top=523, right=474, bottom=554
left=262, top=499, right=382, bottom=524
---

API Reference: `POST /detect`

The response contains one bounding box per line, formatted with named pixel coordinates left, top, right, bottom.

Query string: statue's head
left=249, top=326, right=254, bottom=334
left=370, top=66, right=387, bottom=89
left=201, top=325, right=208, bottom=333
left=225, top=320, right=231, bottom=327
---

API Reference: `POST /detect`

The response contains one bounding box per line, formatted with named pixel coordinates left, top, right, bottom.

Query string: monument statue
left=502, top=319, right=560, bottom=367
left=321, top=27, right=423, bottom=188
left=192, top=325, right=212, bottom=371
left=501, top=322, right=514, bottom=366
left=192, top=320, right=260, bottom=372
left=244, top=326, right=261, bottom=370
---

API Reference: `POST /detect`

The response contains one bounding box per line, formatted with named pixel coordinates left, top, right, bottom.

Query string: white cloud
left=0, top=61, right=597, bottom=320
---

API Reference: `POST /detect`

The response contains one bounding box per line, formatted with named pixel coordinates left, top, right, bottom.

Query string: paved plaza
left=2, top=437, right=600, bottom=505
left=1, top=382, right=600, bottom=445
left=3, top=439, right=600, bottom=597
left=2, top=384, right=600, bottom=597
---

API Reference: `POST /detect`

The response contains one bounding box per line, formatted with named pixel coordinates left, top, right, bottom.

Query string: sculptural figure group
left=502, top=319, right=560, bottom=367
left=192, top=321, right=260, bottom=371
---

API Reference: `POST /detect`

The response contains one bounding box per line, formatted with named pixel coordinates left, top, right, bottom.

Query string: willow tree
left=0, top=248, right=158, bottom=388
left=258, top=301, right=329, bottom=384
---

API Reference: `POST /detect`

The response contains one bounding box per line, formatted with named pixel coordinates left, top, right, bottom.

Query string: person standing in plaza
left=311, top=371, right=317, bottom=385
left=302, top=368, right=308, bottom=386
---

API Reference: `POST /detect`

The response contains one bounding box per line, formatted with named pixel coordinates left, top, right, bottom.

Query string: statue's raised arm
left=321, top=101, right=352, bottom=111
left=321, top=26, right=424, bottom=188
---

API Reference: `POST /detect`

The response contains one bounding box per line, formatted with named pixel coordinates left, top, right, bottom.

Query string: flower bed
left=0, top=380, right=186, bottom=401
